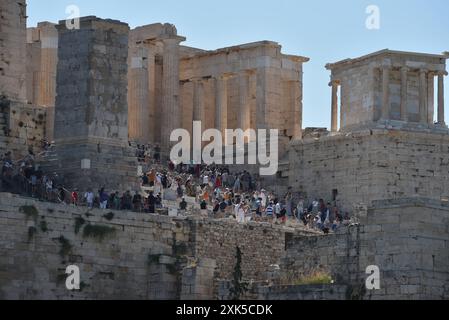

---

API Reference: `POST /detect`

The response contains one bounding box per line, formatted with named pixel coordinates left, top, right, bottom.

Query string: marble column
left=145, top=41, right=157, bottom=143
left=36, top=23, right=58, bottom=108
left=192, top=78, right=205, bottom=160
left=400, top=67, right=408, bottom=122
left=238, top=71, right=251, bottom=131
left=419, top=69, right=428, bottom=124
left=438, top=71, right=447, bottom=125
left=160, top=36, right=184, bottom=151
left=215, top=75, right=229, bottom=135
left=330, top=80, right=339, bottom=132
left=128, top=46, right=150, bottom=143
left=381, top=66, right=390, bottom=120
left=292, top=80, right=303, bottom=139
left=193, top=78, right=205, bottom=127
left=427, top=72, right=435, bottom=124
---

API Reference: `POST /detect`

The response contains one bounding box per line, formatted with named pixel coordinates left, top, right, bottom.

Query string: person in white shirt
left=237, top=203, right=246, bottom=224
left=84, top=190, right=94, bottom=209
left=260, top=189, right=267, bottom=208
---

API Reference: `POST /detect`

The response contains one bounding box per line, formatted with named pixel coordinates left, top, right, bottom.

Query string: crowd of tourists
left=1, top=147, right=351, bottom=234
left=139, top=162, right=351, bottom=233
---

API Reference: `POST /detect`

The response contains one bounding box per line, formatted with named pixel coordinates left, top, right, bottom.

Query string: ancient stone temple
left=326, top=49, right=448, bottom=132
left=45, top=16, right=138, bottom=191
left=289, top=50, right=448, bottom=213
left=127, top=26, right=309, bottom=155
left=127, top=23, right=186, bottom=151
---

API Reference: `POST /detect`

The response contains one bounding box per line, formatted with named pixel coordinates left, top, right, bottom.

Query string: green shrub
left=58, top=236, right=72, bottom=257
left=40, top=220, right=48, bottom=232
left=20, top=205, right=39, bottom=221
left=74, top=217, right=86, bottom=235
left=147, top=254, right=161, bottom=265
left=229, top=247, right=248, bottom=300
left=28, top=226, right=37, bottom=242
left=102, top=212, right=114, bottom=221
left=82, top=224, right=116, bottom=241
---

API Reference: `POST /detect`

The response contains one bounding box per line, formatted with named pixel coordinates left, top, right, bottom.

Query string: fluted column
left=215, top=75, right=229, bottom=135
left=381, top=66, right=390, bottom=120
left=427, top=72, right=435, bottom=124
left=192, top=78, right=205, bottom=161
left=36, top=23, right=58, bottom=108
left=419, top=69, right=428, bottom=124
left=160, top=36, right=184, bottom=151
left=145, top=42, right=157, bottom=143
left=193, top=78, right=205, bottom=123
left=438, top=71, right=447, bottom=125
left=292, top=80, right=303, bottom=139
left=330, top=80, right=339, bottom=132
left=400, top=67, right=408, bottom=122
left=238, top=71, right=251, bottom=131
left=128, top=46, right=150, bottom=143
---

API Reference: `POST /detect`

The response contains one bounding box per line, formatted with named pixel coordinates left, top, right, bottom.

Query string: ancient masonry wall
left=1, top=193, right=448, bottom=300
left=289, top=128, right=449, bottom=213
left=0, top=0, right=27, bottom=102
left=0, top=192, right=305, bottom=300
left=48, top=17, right=138, bottom=191
left=0, top=100, right=47, bottom=159
left=280, top=198, right=449, bottom=300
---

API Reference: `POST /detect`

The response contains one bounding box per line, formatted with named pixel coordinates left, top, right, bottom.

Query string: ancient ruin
left=1, top=0, right=449, bottom=300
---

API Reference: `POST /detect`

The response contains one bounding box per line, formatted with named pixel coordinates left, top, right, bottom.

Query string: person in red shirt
left=215, top=175, right=222, bottom=188
left=71, top=189, right=79, bottom=206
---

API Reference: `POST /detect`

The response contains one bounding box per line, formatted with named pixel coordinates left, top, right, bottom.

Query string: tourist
left=132, top=192, right=142, bottom=212
left=278, top=204, right=287, bottom=224
left=113, top=192, right=121, bottom=210
left=179, top=197, right=188, bottom=211
left=296, top=198, right=305, bottom=222
left=212, top=200, right=220, bottom=216
left=200, top=199, right=208, bottom=216
left=71, top=189, right=79, bottom=206
left=147, top=191, right=156, bottom=214
left=84, top=189, right=94, bottom=209
left=236, top=202, right=246, bottom=223
left=99, top=188, right=109, bottom=209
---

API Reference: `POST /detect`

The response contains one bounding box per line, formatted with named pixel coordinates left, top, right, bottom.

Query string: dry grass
left=281, top=269, right=334, bottom=286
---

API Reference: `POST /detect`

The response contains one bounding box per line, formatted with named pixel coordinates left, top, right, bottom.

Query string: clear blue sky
left=27, top=0, right=449, bottom=129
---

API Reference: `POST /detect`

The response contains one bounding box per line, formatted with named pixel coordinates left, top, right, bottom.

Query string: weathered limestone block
left=0, top=0, right=27, bottom=102
left=45, top=17, right=138, bottom=191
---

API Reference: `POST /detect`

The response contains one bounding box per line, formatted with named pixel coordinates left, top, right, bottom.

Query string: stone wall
left=217, top=281, right=348, bottom=300
left=0, top=192, right=308, bottom=300
left=280, top=197, right=449, bottom=300
left=0, top=99, right=47, bottom=159
left=0, top=0, right=27, bottom=103
left=1, top=192, right=448, bottom=300
left=289, top=128, right=449, bottom=213
left=190, top=219, right=316, bottom=281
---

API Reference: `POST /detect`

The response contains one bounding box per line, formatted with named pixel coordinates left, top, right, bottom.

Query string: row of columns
left=190, top=71, right=303, bottom=140
left=191, top=71, right=252, bottom=135
left=381, top=66, right=447, bottom=125
left=330, top=68, right=447, bottom=132
left=160, top=36, right=185, bottom=150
